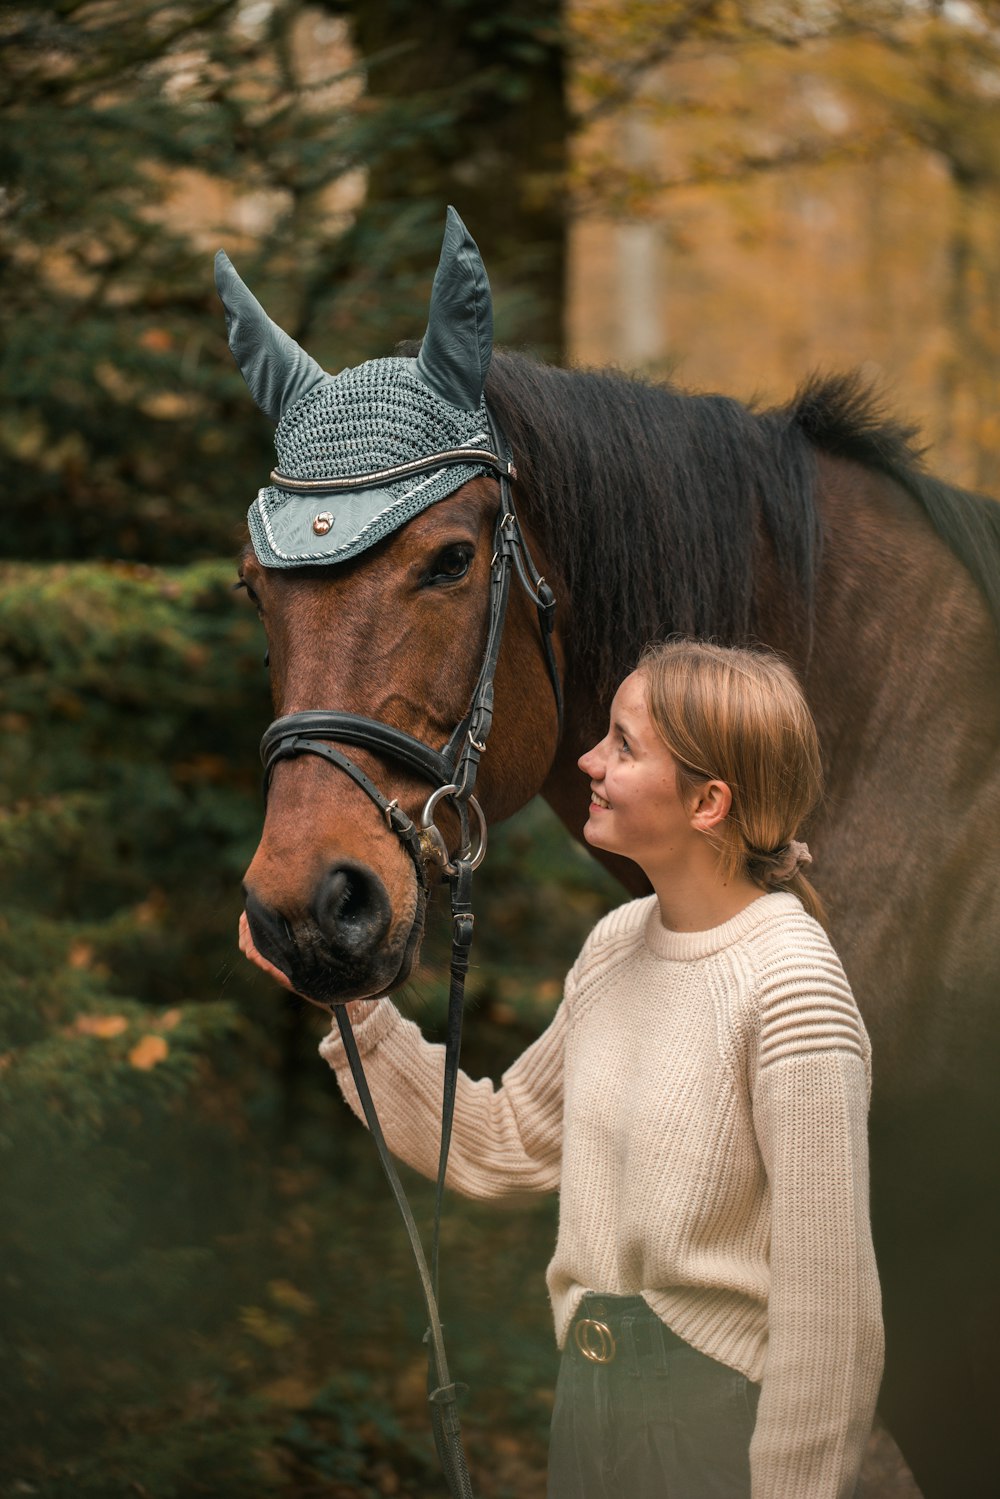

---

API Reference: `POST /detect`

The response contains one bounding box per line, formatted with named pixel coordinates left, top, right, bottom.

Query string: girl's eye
left=619, top=736, right=630, bottom=754
left=426, top=545, right=473, bottom=585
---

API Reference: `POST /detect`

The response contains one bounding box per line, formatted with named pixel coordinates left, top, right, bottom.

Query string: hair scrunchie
left=770, top=839, right=812, bottom=882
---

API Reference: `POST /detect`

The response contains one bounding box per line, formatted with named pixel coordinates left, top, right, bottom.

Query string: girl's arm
left=748, top=965, right=884, bottom=1499
left=240, top=910, right=568, bottom=1200
left=317, top=996, right=567, bottom=1200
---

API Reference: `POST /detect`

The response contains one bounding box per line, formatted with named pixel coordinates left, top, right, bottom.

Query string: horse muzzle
left=243, top=864, right=425, bottom=1006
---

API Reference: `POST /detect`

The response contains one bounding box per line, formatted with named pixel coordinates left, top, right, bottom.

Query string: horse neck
left=490, top=357, right=818, bottom=732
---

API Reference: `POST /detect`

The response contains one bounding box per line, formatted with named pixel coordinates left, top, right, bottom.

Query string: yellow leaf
left=140, top=327, right=173, bottom=353
left=75, top=1014, right=128, bottom=1038
left=133, top=890, right=167, bottom=926
left=157, top=1008, right=183, bottom=1031
left=239, top=1306, right=294, bottom=1349
left=267, top=1279, right=315, bottom=1315
left=129, top=1034, right=168, bottom=1070
left=68, top=941, right=95, bottom=970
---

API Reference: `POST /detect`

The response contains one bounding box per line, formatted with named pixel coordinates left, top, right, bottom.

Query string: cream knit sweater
left=320, top=891, right=884, bottom=1499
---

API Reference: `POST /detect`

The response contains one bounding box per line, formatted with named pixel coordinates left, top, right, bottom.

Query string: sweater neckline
left=642, top=891, right=802, bottom=960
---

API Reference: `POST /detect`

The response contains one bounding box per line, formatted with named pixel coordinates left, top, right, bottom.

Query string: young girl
left=242, top=639, right=883, bottom=1498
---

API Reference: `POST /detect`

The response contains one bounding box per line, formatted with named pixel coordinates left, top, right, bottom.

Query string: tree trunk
left=343, top=0, right=569, bottom=360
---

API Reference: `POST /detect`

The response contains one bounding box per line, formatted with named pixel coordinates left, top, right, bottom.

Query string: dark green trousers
left=548, top=1295, right=759, bottom=1499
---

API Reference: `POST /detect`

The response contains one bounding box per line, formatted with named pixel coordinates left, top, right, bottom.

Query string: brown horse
left=223, top=226, right=1000, bottom=1496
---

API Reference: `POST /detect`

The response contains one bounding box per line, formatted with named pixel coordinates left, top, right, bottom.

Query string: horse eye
left=235, top=576, right=263, bottom=612
left=427, top=544, right=473, bottom=585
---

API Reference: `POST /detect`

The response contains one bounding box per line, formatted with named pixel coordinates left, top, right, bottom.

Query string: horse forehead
left=276, top=476, right=492, bottom=570
left=271, top=487, right=494, bottom=614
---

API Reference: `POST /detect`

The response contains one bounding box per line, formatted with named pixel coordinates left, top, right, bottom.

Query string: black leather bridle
left=256, top=410, right=562, bottom=1499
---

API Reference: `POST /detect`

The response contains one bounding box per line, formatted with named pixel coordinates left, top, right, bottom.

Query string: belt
left=571, top=1296, right=683, bottom=1367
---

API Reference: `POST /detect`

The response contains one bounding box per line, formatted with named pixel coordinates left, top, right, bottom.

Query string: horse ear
left=415, top=206, right=493, bottom=411
left=214, top=250, right=328, bottom=423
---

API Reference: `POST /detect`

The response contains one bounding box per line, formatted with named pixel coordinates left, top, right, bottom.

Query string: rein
left=258, top=411, right=561, bottom=1498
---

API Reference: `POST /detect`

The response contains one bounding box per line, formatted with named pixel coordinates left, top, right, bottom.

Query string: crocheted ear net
left=248, top=356, right=494, bottom=569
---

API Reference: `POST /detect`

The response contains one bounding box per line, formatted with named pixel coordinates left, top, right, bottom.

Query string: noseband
left=254, top=409, right=561, bottom=1499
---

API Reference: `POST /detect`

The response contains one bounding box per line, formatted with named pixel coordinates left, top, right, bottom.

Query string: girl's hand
left=238, top=909, right=295, bottom=989
left=237, top=911, right=383, bottom=1024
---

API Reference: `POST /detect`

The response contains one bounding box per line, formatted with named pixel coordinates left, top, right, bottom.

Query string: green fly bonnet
left=215, top=207, right=500, bottom=568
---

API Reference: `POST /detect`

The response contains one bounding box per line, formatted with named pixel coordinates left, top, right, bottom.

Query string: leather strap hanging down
left=331, top=852, right=476, bottom=1499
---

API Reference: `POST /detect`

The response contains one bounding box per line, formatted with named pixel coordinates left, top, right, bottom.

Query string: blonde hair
left=636, top=639, right=826, bottom=923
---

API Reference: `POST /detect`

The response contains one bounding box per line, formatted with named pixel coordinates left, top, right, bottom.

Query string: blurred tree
left=0, top=0, right=576, bottom=567
left=856, top=4, right=1000, bottom=486
left=2, top=0, right=262, bottom=562
left=0, top=559, right=280, bottom=1483
left=339, top=0, right=569, bottom=358
left=568, top=1, right=1000, bottom=489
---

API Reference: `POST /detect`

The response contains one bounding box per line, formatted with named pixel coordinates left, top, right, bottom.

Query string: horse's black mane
left=483, top=352, right=1000, bottom=695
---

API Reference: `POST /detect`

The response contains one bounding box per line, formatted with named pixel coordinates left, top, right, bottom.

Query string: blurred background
left=2, top=2, right=998, bottom=1494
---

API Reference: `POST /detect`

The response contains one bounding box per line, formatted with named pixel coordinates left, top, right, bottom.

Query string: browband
left=270, top=447, right=516, bottom=493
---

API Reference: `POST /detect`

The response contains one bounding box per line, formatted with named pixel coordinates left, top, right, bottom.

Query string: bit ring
left=419, top=785, right=487, bottom=873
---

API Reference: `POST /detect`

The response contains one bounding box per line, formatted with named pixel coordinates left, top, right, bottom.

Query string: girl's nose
left=578, top=740, right=601, bottom=777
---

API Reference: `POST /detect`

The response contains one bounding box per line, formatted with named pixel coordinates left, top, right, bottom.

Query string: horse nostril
left=312, top=861, right=391, bottom=956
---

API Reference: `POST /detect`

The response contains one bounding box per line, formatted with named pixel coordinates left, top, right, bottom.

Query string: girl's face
left=578, top=671, right=699, bottom=871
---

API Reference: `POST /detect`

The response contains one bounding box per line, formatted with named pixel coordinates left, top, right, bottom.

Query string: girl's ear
left=688, top=778, right=733, bottom=832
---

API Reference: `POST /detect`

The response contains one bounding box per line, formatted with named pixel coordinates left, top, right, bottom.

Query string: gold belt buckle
left=574, top=1316, right=617, bottom=1364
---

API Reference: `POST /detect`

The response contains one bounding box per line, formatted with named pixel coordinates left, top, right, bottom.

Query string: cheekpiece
left=249, top=360, right=493, bottom=568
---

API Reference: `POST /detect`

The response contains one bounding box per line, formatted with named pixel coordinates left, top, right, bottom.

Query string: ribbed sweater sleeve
left=318, top=987, right=569, bottom=1200
left=747, top=948, right=884, bottom=1499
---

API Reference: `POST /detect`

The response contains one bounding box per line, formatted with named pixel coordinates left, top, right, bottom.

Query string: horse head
left=219, top=210, right=563, bottom=1005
